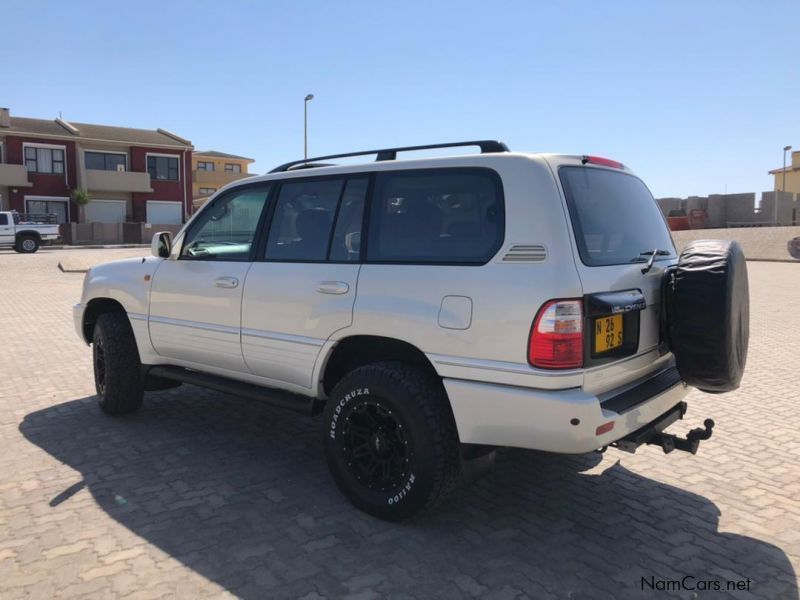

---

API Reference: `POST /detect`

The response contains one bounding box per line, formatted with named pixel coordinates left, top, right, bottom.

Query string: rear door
left=240, top=175, right=367, bottom=389
left=554, top=158, right=678, bottom=393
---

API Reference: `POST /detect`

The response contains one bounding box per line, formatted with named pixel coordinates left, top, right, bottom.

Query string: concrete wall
left=671, top=225, right=800, bottom=261
left=657, top=191, right=798, bottom=228
left=60, top=222, right=182, bottom=245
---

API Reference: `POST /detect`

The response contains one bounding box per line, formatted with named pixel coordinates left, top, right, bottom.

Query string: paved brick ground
left=0, top=247, right=798, bottom=599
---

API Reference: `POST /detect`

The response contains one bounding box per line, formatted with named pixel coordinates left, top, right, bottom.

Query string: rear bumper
left=444, top=366, right=690, bottom=453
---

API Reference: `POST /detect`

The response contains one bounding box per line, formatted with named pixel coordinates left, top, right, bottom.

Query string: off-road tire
left=665, top=239, right=749, bottom=393
left=93, top=312, right=144, bottom=415
left=15, top=235, right=39, bottom=253
left=323, top=361, right=461, bottom=521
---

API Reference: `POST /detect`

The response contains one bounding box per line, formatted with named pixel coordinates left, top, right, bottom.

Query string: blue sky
left=3, top=1, right=798, bottom=198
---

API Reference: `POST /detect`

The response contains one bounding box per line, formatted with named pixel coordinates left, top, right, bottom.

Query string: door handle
left=215, top=276, right=239, bottom=289
left=317, top=281, right=349, bottom=295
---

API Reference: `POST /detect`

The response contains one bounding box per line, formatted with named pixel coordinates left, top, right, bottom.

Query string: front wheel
left=15, top=235, right=39, bottom=253
left=323, top=362, right=461, bottom=521
left=93, top=312, right=144, bottom=415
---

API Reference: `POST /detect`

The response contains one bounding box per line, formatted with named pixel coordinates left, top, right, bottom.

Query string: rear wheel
left=323, top=361, right=461, bottom=520
left=15, top=235, right=39, bottom=253
left=93, top=312, right=144, bottom=414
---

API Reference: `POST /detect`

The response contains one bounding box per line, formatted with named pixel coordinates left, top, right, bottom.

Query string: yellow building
left=769, top=149, right=800, bottom=194
left=192, top=150, right=254, bottom=208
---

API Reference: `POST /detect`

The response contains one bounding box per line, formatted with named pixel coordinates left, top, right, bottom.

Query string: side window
left=367, top=169, right=503, bottom=264
left=329, top=177, right=367, bottom=261
left=181, top=186, right=271, bottom=261
left=0, top=214, right=7, bottom=225
left=265, top=179, right=343, bottom=261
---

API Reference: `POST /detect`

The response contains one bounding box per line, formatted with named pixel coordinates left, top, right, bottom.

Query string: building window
left=0, top=143, right=4, bottom=163
left=197, top=161, right=214, bottom=171
left=24, top=146, right=65, bottom=174
left=147, top=155, right=179, bottom=181
left=199, top=187, right=217, bottom=195
left=85, top=151, right=127, bottom=171
left=224, top=163, right=242, bottom=174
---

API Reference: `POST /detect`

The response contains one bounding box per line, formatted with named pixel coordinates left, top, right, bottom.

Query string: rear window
left=367, top=168, right=504, bottom=264
left=559, top=166, right=675, bottom=266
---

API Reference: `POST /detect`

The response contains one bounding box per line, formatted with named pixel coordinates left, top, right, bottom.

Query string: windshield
left=559, top=166, right=676, bottom=267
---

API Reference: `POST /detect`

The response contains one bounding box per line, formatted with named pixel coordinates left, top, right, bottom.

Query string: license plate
left=595, top=315, right=623, bottom=353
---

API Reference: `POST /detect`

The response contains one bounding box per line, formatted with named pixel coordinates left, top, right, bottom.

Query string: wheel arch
left=320, top=335, right=440, bottom=396
left=82, top=297, right=128, bottom=343
left=15, top=229, right=42, bottom=241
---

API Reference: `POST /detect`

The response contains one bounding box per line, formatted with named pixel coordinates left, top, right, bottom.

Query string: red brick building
left=0, top=107, right=192, bottom=224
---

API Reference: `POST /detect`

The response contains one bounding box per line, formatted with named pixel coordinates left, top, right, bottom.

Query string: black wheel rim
left=94, top=339, right=106, bottom=395
left=342, top=400, right=411, bottom=492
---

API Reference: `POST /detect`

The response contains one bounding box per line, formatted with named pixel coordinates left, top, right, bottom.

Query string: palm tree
left=71, top=188, right=90, bottom=223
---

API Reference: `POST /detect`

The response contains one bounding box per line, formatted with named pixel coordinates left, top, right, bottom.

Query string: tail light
left=529, top=299, right=583, bottom=369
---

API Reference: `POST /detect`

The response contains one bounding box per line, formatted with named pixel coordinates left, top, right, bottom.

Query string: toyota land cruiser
left=74, top=141, right=749, bottom=520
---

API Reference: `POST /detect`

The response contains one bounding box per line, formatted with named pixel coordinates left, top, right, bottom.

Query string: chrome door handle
left=215, top=276, right=239, bottom=289
left=317, top=281, right=349, bottom=295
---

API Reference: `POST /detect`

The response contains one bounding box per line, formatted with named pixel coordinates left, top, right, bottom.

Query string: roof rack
left=269, top=140, right=509, bottom=173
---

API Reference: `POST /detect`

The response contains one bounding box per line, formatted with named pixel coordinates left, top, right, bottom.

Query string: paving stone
left=0, top=248, right=797, bottom=599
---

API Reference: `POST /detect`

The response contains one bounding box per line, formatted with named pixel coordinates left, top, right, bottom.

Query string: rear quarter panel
left=344, top=154, right=585, bottom=389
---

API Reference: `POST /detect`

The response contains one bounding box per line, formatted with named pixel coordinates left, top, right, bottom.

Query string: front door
left=0, top=212, right=14, bottom=245
left=241, top=176, right=367, bottom=389
left=148, top=185, right=272, bottom=372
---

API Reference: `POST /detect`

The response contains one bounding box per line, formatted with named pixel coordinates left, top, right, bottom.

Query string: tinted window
left=367, top=169, right=503, bottom=264
left=329, top=178, right=367, bottom=262
left=559, top=167, right=676, bottom=266
left=181, top=186, right=270, bottom=261
left=147, top=156, right=179, bottom=181
left=0, top=214, right=7, bottom=225
left=265, top=179, right=343, bottom=261
left=85, top=152, right=126, bottom=171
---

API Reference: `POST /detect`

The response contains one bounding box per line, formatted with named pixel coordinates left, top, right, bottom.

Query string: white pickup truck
left=0, top=211, right=61, bottom=253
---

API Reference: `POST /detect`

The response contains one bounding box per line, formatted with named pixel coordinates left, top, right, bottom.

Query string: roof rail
left=269, top=140, right=509, bottom=173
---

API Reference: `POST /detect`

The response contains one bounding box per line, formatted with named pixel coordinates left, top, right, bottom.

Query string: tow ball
left=647, top=419, right=715, bottom=455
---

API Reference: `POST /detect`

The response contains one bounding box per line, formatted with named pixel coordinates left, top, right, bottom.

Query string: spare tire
left=665, top=239, right=749, bottom=393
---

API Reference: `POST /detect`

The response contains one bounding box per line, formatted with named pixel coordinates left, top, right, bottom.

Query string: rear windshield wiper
left=635, top=248, right=671, bottom=274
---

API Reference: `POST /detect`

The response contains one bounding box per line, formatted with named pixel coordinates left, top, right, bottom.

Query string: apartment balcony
left=86, top=169, right=153, bottom=193
left=0, top=164, right=33, bottom=188
left=193, top=170, right=251, bottom=186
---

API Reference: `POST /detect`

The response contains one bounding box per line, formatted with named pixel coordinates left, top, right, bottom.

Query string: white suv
left=74, top=141, right=749, bottom=520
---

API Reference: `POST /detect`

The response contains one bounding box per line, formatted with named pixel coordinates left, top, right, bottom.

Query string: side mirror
left=151, top=231, right=172, bottom=258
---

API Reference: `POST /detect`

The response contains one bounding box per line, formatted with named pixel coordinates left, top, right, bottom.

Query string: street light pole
left=304, top=94, right=314, bottom=160
left=778, top=145, right=792, bottom=225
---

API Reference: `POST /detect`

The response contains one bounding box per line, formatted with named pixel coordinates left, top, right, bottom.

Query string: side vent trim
left=500, top=244, right=547, bottom=263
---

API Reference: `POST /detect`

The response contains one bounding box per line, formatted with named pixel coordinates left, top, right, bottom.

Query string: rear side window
left=329, top=177, right=367, bottom=262
left=367, top=168, right=504, bottom=264
left=265, top=179, right=343, bottom=261
left=560, top=167, right=676, bottom=267
left=0, top=214, right=7, bottom=225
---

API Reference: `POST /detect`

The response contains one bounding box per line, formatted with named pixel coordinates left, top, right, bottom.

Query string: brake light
left=581, top=155, right=624, bottom=169
left=529, top=299, right=583, bottom=369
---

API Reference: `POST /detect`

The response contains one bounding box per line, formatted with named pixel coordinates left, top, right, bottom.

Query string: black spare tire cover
left=666, top=239, right=749, bottom=393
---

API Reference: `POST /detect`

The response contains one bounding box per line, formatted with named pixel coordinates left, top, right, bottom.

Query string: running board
left=146, top=365, right=322, bottom=415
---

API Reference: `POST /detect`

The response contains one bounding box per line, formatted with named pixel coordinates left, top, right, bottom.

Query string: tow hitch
left=611, top=402, right=715, bottom=455
left=647, top=419, right=714, bottom=454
